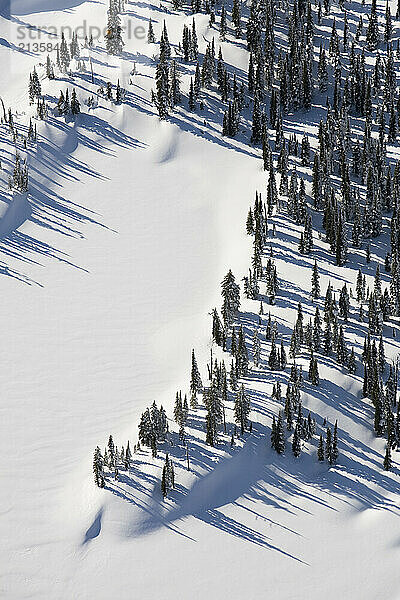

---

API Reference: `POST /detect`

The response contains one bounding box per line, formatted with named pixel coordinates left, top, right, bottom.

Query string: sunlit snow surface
left=1, top=1, right=400, bottom=599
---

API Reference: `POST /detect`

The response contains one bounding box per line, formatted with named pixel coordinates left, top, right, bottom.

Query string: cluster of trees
left=246, top=192, right=279, bottom=303
left=267, top=334, right=287, bottom=371
left=138, top=401, right=168, bottom=456
left=28, top=68, right=41, bottom=104
left=174, top=390, right=189, bottom=442
left=47, top=30, right=87, bottom=80
left=190, top=349, right=203, bottom=406
left=362, top=333, right=400, bottom=461
left=93, top=0, right=400, bottom=493
left=271, top=403, right=318, bottom=459
left=152, top=22, right=183, bottom=118
left=9, top=152, right=28, bottom=193
left=56, top=89, right=81, bottom=116
left=210, top=269, right=241, bottom=352
left=317, top=422, right=338, bottom=465
left=286, top=280, right=357, bottom=377
left=98, top=80, right=125, bottom=104
left=161, top=454, right=175, bottom=498
left=55, top=32, right=74, bottom=73
left=93, top=435, right=133, bottom=487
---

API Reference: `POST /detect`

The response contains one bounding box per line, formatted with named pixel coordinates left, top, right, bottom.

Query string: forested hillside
left=2, top=0, right=400, bottom=598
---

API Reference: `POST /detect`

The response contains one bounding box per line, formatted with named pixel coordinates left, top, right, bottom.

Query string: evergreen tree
left=153, top=50, right=170, bottom=119
left=311, top=260, right=320, bottom=300
left=190, top=349, right=203, bottom=399
left=332, top=420, right=338, bottom=463
left=348, top=347, right=357, bottom=374
left=246, top=208, right=254, bottom=234
left=147, top=18, right=156, bottom=43
left=325, top=427, right=333, bottom=465
left=138, top=408, right=155, bottom=447
left=253, top=329, right=261, bottom=366
left=237, top=325, right=249, bottom=376
left=124, top=441, right=132, bottom=470
left=366, top=0, right=380, bottom=51
left=251, top=92, right=262, bottom=144
left=383, top=444, right=392, bottom=471
left=220, top=5, right=227, bottom=41
left=161, top=453, right=175, bottom=498
left=221, top=270, right=240, bottom=326
left=268, top=338, right=279, bottom=370
left=339, top=284, right=350, bottom=321
left=275, top=411, right=285, bottom=454
left=93, top=447, right=105, bottom=487
left=70, top=88, right=80, bottom=115
left=232, top=0, right=242, bottom=38
left=46, top=55, right=55, bottom=79
left=29, top=68, right=41, bottom=104
left=292, top=424, right=301, bottom=457
left=234, top=384, right=251, bottom=434
left=188, top=78, right=196, bottom=111
left=317, top=434, right=325, bottom=461
left=106, top=0, right=124, bottom=55
left=59, top=32, right=70, bottom=72
left=169, top=60, right=181, bottom=108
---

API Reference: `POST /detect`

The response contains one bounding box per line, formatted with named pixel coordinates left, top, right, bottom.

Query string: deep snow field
left=1, top=0, right=400, bottom=599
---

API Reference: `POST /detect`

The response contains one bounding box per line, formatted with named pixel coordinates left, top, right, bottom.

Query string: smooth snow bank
left=9, top=0, right=88, bottom=16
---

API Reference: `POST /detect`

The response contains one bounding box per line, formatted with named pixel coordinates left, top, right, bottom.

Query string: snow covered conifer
left=332, top=421, right=338, bottom=463
left=108, top=434, right=115, bottom=467
left=252, top=329, right=261, bottom=366
left=348, top=347, right=356, bottom=374
left=153, top=51, right=170, bottom=119
left=232, top=0, right=242, bottom=38
left=138, top=408, right=154, bottom=447
left=29, top=68, right=41, bottom=104
left=309, top=354, right=320, bottom=385
left=106, top=0, right=124, bottom=55
left=93, top=447, right=105, bottom=487
left=174, top=391, right=183, bottom=426
left=190, top=349, right=202, bottom=400
left=251, top=92, right=262, bottom=144
left=317, top=434, right=324, bottom=461
left=219, top=5, right=227, bottom=41
left=124, top=441, right=132, bottom=470
left=269, top=338, right=279, bottom=370
left=59, top=32, right=71, bottom=72
left=161, top=454, right=175, bottom=498
left=275, top=412, right=285, bottom=454
left=169, top=60, right=181, bottom=108
left=211, top=308, right=226, bottom=348
left=161, top=465, right=168, bottom=498
left=188, top=78, right=196, bottom=111
left=292, top=424, right=301, bottom=457
left=46, top=55, right=55, bottom=80
left=70, top=89, right=80, bottom=115
left=234, top=384, right=250, bottom=434
left=311, top=260, right=320, bottom=300
left=246, top=208, right=254, bottom=234
left=270, top=415, right=277, bottom=450
left=221, top=270, right=240, bottom=327
left=237, top=326, right=249, bottom=376
left=147, top=18, right=156, bottom=43
left=325, top=427, right=333, bottom=465
left=366, top=0, right=380, bottom=51
left=383, top=444, right=392, bottom=471
left=280, top=341, right=287, bottom=369
left=339, top=284, right=350, bottom=321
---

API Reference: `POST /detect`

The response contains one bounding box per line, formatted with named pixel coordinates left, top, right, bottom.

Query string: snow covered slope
left=1, top=0, right=400, bottom=599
